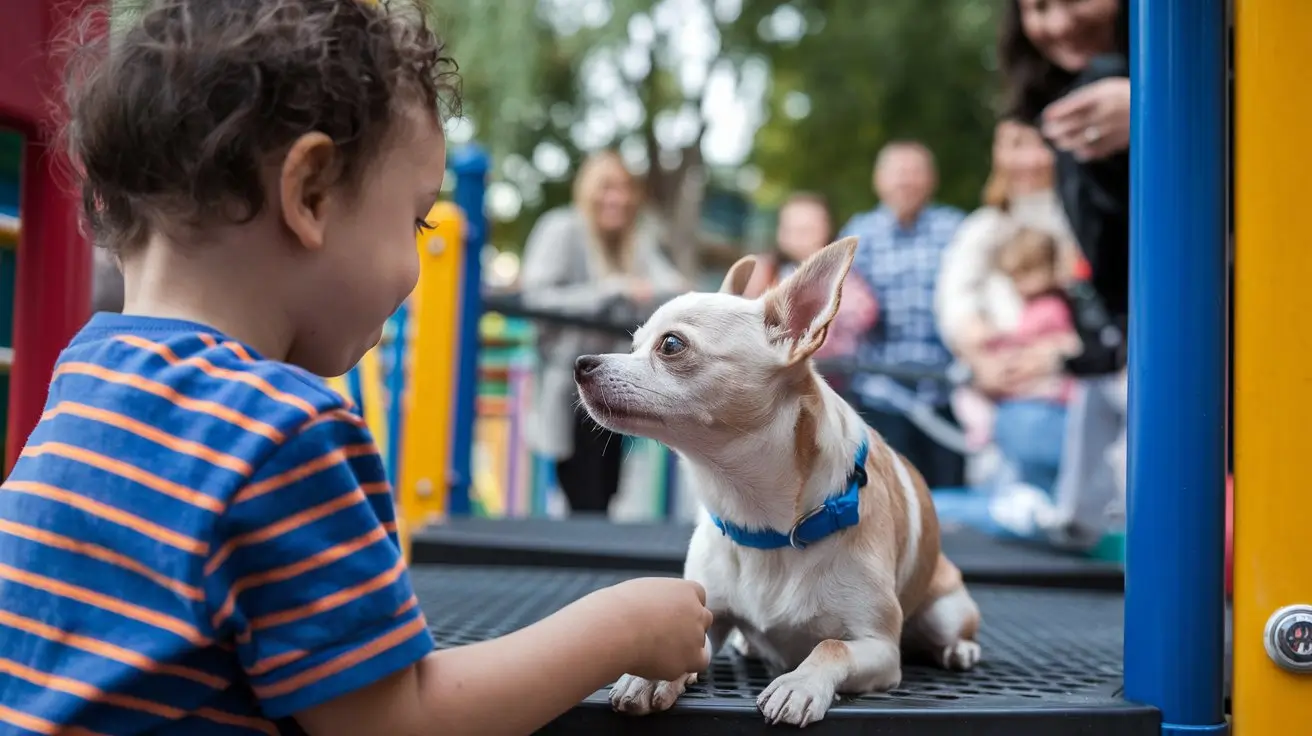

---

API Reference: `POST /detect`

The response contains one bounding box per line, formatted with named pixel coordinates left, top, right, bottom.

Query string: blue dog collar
left=710, top=440, right=870, bottom=550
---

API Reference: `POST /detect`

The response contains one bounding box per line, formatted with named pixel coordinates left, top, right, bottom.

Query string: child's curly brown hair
left=63, top=0, right=461, bottom=252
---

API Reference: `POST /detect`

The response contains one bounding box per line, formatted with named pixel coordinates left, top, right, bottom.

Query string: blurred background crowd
left=93, top=0, right=1172, bottom=551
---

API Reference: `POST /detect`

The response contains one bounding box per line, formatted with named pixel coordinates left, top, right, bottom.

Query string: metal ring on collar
left=788, top=505, right=828, bottom=550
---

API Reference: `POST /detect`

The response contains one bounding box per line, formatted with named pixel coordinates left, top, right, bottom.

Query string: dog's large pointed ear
left=720, top=255, right=758, bottom=296
left=764, top=237, right=858, bottom=364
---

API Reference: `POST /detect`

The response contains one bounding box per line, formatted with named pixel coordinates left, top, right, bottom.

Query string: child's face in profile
left=283, top=107, right=448, bottom=376
left=776, top=200, right=831, bottom=262
left=1006, top=259, right=1059, bottom=300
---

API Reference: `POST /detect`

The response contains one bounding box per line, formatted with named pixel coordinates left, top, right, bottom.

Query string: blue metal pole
left=346, top=364, right=364, bottom=415
left=385, top=306, right=409, bottom=483
left=448, top=145, right=490, bottom=517
left=1124, top=0, right=1228, bottom=733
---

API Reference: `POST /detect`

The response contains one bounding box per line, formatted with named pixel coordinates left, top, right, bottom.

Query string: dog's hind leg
left=756, top=635, right=902, bottom=727
left=903, top=554, right=982, bottom=671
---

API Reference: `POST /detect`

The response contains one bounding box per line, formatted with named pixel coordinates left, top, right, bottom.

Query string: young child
left=741, top=193, right=877, bottom=396
left=951, top=227, right=1080, bottom=443
left=988, top=227, right=1082, bottom=402
left=0, top=2, right=711, bottom=734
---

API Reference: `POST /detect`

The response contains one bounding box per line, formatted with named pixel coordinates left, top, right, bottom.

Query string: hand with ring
left=1040, top=77, right=1131, bottom=162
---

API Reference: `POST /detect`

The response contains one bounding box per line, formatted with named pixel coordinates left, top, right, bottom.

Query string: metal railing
left=480, top=290, right=972, bottom=455
left=480, top=291, right=961, bottom=387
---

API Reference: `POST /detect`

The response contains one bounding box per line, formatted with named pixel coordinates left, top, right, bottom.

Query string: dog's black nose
left=575, top=355, right=602, bottom=383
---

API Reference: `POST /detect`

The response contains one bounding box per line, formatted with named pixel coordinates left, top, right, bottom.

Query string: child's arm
left=208, top=409, right=710, bottom=736
left=295, top=578, right=706, bottom=736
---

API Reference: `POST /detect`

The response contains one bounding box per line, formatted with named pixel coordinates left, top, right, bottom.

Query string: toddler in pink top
left=990, top=228, right=1080, bottom=403
left=953, top=228, right=1081, bottom=451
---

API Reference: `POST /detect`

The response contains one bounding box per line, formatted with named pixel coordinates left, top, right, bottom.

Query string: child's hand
left=604, top=577, right=713, bottom=681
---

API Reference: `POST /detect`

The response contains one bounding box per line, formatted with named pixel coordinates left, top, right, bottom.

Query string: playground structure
left=362, top=0, right=1305, bottom=731
left=0, top=0, right=1308, bottom=733
left=1, top=1, right=97, bottom=473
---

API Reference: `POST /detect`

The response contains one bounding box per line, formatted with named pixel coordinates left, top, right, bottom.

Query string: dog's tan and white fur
left=574, top=238, right=981, bottom=727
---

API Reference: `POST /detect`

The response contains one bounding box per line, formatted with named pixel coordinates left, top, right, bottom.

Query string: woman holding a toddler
left=937, top=119, right=1081, bottom=503
left=938, top=0, right=1131, bottom=547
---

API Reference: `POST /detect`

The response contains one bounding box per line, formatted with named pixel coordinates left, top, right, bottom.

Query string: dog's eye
left=658, top=334, right=687, bottom=356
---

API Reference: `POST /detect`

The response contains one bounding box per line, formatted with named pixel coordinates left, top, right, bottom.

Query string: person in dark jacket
left=1000, top=0, right=1129, bottom=379
left=990, top=0, right=1131, bottom=549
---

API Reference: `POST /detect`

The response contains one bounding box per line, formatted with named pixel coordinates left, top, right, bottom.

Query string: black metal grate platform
left=413, top=566, right=1157, bottom=735
left=411, top=517, right=1124, bottom=590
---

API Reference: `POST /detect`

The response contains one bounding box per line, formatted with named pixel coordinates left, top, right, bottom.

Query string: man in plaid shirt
left=840, top=140, right=967, bottom=488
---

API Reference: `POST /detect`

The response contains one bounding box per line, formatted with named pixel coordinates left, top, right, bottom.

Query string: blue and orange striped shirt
left=0, top=314, right=434, bottom=735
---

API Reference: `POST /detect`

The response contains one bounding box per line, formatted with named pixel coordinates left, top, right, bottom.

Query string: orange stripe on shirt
left=393, top=596, right=419, bottom=618
left=362, top=481, right=391, bottom=496
left=233, top=444, right=376, bottom=505
left=252, top=614, right=427, bottom=700
left=0, top=703, right=69, bottom=735
left=0, top=519, right=203, bottom=601
left=41, top=402, right=252, bottom=476
left=224, top=341, right=255, bottom=362
left=193, top=708, right=279, bottom=736
left=53, top=362, right=285, bottom=442
left=210, top=526, right=389, bottom=630
left=196, top=333, right=218, bottom=348
left=247, top=648, right=309, bottom=677
left=0, top=657, right=184, bottom=719
left=301, top=407, right=365, bottom=429
left=3, top=481, right=208, bottom=556
left=0, top=609, right=226, bottom=689
left=116, top=335, right=320, bottom=417
left=204, top=488, right=369, bottom=576
left=0, top=563, right=209, bottom=646
left=250, top=557, right=407, bottom=631
left=0, top=658, right=275, bottom=736
left=22, top=442, right=224, bottom=514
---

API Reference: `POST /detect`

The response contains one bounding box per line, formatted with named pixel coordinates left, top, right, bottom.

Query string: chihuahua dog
left=574, top=238, right=981, bottom=727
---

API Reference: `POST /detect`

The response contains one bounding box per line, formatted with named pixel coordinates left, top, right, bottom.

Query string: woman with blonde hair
left=935, top=119, right=1079, bottom=492
left=937, top=119, right=1078, bottom=362
left=520, top=150, right=685, bottom=513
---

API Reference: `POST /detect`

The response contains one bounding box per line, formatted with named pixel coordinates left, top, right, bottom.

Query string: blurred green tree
left=115, top=0, right=1002, bottom=271
left=439, top=0, right=1000, bottom=269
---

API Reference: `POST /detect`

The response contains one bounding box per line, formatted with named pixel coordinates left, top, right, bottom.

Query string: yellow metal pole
left=324, top=374, right=351, bottom=403
left=1234, top=0, right=1312, bottom=731
left=357, top=345, right=387, bottom=455
left=397, top=202, right=465, bottom=530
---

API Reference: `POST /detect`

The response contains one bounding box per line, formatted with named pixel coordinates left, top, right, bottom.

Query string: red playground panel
left=0, top=1, right=99, bottom=471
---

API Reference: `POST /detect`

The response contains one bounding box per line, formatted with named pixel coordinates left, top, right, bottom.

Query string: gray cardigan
left=519, top=206, right=684, bottom=459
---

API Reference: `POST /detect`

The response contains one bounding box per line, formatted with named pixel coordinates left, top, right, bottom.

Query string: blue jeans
left=992, top=399, right=1067, bottom=494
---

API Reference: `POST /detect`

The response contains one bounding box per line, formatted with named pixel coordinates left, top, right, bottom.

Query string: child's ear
left=720, top=255, right=757, bottom=296
left=279, top=132, right=339, bottom=251
left=763, top=237, right=858, bottom=364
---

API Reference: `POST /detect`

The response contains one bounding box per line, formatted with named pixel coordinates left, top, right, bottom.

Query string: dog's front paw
left=609, top=672, right=696, bottom=715
left=941, top=640, right=981, bottom=671
left=757, top=671, right=837, bottom=728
